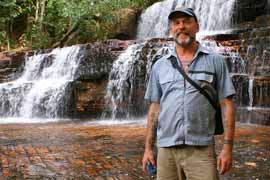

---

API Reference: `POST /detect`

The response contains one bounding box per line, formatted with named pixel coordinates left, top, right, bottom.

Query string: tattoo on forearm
left=147, top=112, right=159, bottom=148
left=223, top=103, right=235, bottom=141
left=224, top=120, right=228, bottom=129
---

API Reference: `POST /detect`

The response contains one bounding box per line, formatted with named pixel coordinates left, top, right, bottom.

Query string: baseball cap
left=168, top=7, right=198, bottom=22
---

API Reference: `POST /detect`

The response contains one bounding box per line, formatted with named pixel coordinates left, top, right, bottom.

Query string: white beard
left=174, top=34, right=194, bottom=47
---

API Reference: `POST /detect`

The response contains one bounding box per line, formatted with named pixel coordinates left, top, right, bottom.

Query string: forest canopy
left=0, top=0, right=159, bottom=52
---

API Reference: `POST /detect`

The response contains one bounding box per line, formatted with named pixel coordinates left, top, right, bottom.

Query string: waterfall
left=195, top=38, right=246, bottom=74
left=136, top=0, right=175, bottom=39
left=137, top=0, right=236, bottom=39
left=105, top=0, right=239, bottom=120
left=104, top=44, right=145, bottom=119
left=104, top=40, right=173, bottom=119
left=105, top=38, right=246, bottom=120
left=0, top=46, right=81, bottom=120
left=248, top=78, right=254, bottom=109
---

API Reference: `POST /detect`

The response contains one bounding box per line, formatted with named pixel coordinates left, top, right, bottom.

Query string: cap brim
left=168, top=10, right=194, bottom=20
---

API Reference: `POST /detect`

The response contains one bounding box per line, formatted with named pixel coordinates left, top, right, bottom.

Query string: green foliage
left=0, top=0, right=160, bottom=51
left=0, top=31, right=7, bottom=51
left=0, top=0, right=34, bottom=50
left=30, top=23, right=51, bottom=49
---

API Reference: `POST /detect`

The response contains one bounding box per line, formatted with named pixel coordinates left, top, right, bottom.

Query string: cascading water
left=0, top=46, right=81, bottom=122
left=104, top=40, right=173, bottom=119
left=104, top=44, right=145, bottom=119
left=136, top=0, right=176, bottom=39
left=200, top=39, right=247, bottom=74
left=248, top=78, right=254, bottom=109
left=105, top=0, right=240, bottom=120
left=137, top=0, right=236, bottom=39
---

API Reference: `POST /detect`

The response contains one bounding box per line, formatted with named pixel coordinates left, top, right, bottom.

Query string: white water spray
left=248, top=78, right=254, bottom=109
left=104, top=44, right=144, bottom=119
left=137, top=0, right=236, bottom=39
left=0, top=46, right=81, bottom=120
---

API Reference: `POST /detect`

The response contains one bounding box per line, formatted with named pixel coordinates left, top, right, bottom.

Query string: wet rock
left=72, top=80, right=108, bottom=118
left=255, top=15, right=270, bottom=27
left=0, top=123, right=269, bottom=179
left=235, top=0, right=269, bottom=23
left=232, top=74, right=250, bottom=106
left=74, top=42, right=116, bottom=81
left=0, top=60, right=10, bottom=69
left=111, top=8, right=140, bottom=40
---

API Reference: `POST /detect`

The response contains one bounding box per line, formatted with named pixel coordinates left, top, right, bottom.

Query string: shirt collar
left=167, top=42, right=211, bottom=60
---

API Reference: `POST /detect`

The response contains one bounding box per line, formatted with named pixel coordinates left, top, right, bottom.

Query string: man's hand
left=142, top=149, right=156, bottom=174
left=217, top=146, right=233, bottom=175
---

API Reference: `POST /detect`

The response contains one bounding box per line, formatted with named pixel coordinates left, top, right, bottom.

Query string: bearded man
left=142, top=7, right=236, bottom=180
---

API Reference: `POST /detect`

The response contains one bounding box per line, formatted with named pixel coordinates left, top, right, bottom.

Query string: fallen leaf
left=244, top=162, right=256, bottom=167
left=251, top=139, right=260, bottom=143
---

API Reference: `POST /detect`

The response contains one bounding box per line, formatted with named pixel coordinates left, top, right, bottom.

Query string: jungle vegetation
left=0, top=0, right=159, bottom=51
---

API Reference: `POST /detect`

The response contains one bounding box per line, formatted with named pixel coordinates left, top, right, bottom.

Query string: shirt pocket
left=159, top=69, right=184, bottom=92
left=159, top=72, right=175, bottom=84
left=193, top=73, right=214, bottom=84
left=191, top=72, right=217, bottom=106
left=187, top=72, right=215, bottom=93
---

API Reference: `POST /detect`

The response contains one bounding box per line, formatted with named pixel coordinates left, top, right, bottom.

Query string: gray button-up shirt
left=144, top=43, right=236, bottom=147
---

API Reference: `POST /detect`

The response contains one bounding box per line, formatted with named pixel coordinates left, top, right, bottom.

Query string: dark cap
left=168, top=7, right=198, bottom=22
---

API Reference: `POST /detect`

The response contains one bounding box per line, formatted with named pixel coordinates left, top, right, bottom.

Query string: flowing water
left=104, top=44, right=145, bottom=119
left=104, top=40, right=173, bottom=119
left=248, top=78, right=254, bottom=108
left=105, top=0, right=241, bottom=119
left=137, top=0, right=236, bottom=39
left=0, top=46, right=81, bottom=122
left=0, top=0, right=268, bottom=124
left=106, top=0, right=269, bottom=124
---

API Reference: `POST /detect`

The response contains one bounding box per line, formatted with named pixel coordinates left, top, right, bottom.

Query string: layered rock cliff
left=0, top=0, right=269, bottom=124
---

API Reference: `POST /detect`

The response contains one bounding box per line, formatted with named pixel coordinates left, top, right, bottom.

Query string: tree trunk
left=27, top=14, right=33, bottom=47
left=35, top=0, right=46, bottom=30
left=35, top=0, right=40, bottom=22
left=6, top=21, right=11, bottom=51
left=52, top=22, right=80, bottom=48
left=39, top=0, right=46, bottom=29
left=7, top=35, right=10, bottom=51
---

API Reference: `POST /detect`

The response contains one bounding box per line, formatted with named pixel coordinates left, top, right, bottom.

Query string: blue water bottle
left=146, top=160, right=157, bottom=176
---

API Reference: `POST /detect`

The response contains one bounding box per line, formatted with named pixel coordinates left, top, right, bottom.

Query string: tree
left=0, top=0, right=161, bottom=51
left=35, top=0, right=47, bottom=30
left=0, top=0, right=34, bottom=51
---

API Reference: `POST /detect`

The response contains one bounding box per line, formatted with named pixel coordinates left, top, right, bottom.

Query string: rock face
left=235, top=0, right=270, bottom=24
left=71, top=41, right=121, bottom=118
left=0, top=40, right=125, bottom=118
left=103, top=38, right=173, bottom=118
left=0, top=51, right=28, bottom=83
left=110, top=8, right=140, bottom=40
left=200, top=0, right=270, bottom=125
left=0, top=0, right=269, bottom=125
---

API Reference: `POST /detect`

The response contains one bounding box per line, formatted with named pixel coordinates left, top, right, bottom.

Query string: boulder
left=235, top=0, right=269, bottom=24
left=110, top=8, right=140, bottom=40
left=255, top=15, right=270, bottom=27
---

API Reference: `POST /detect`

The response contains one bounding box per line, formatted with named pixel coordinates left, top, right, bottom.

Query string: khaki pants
left=157, top=144, right=219, bottom=180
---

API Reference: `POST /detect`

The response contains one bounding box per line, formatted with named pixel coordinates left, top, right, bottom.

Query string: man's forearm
left=145, top=103, right=160, bottom=151
left=222, top=98, right=235, bottom=151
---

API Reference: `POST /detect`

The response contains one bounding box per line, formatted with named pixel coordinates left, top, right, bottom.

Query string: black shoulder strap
left=169, top=56, right=218, bottom=109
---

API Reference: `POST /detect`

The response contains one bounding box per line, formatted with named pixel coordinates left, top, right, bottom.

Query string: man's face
left=169, top=13, right=199, bottom=47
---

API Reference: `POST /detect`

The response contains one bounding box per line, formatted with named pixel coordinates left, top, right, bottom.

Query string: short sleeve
left=215, top=56, right=236, bottom=100
left=144, top=65, right=162, bottom=103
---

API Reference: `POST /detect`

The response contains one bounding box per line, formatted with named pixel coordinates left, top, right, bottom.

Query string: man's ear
left=168, top=21, right=173, bottom=35
left=169, top=29, right=174, bottom=38
left=195, top=22, right=199, bottom=33
left=169, top=28, right=172, bottom=36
